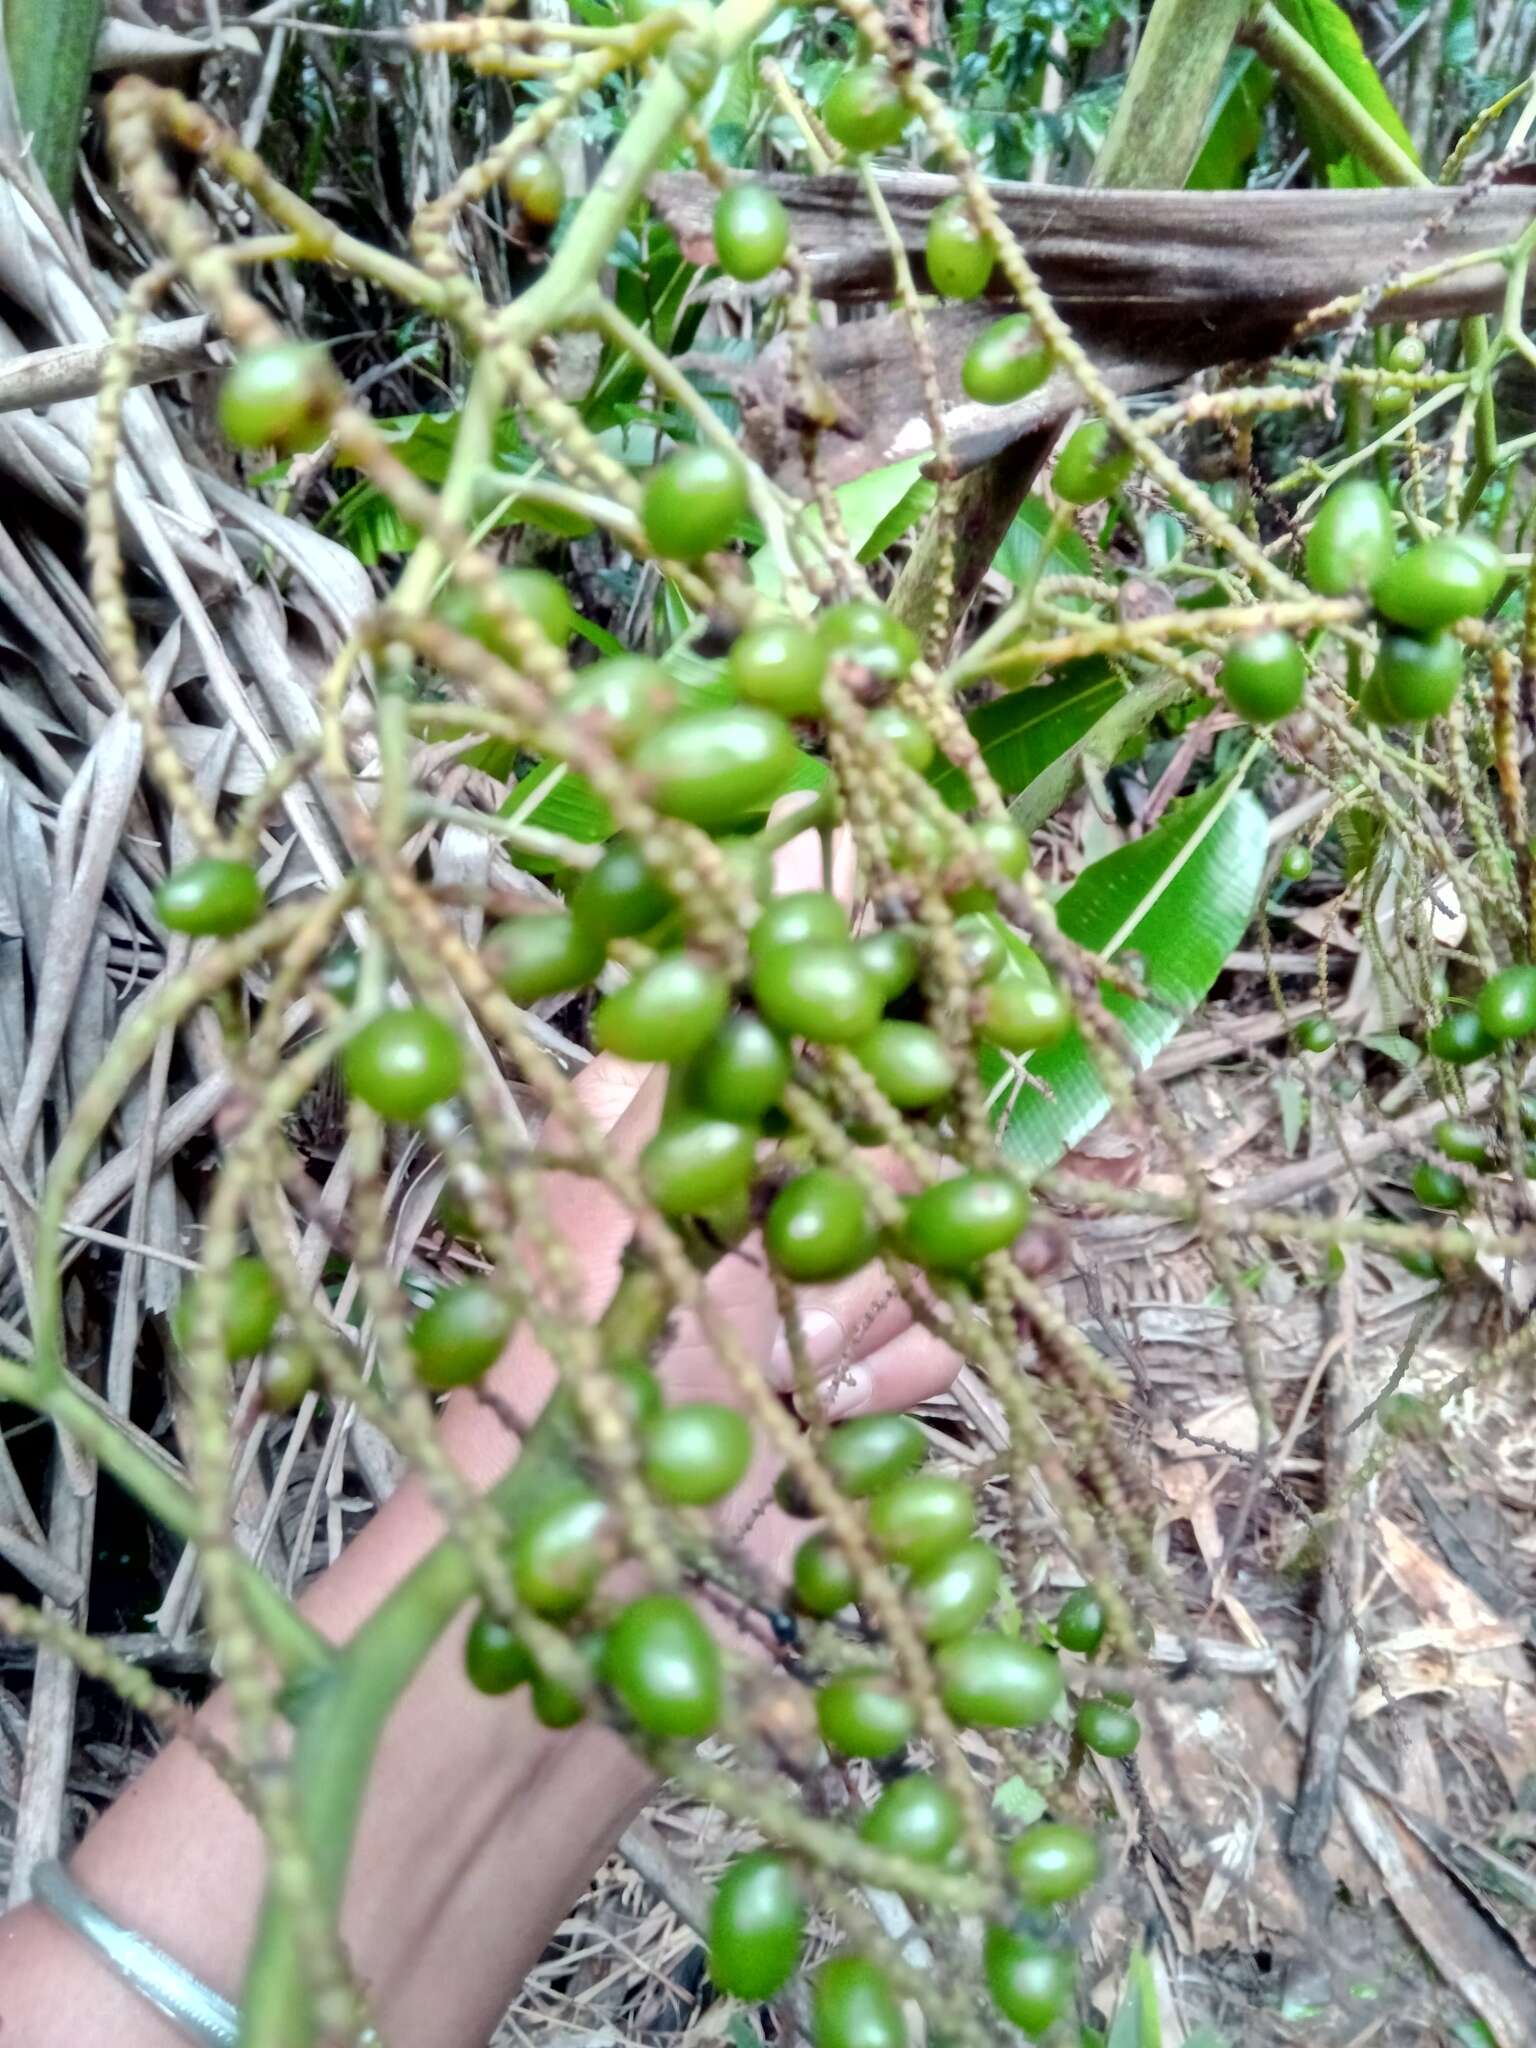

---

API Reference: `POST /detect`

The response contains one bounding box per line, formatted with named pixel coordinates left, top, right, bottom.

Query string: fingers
left=810, top=1322, right=963, bottom=1423
left=765, top=796, right=859, bottom=906
left=764, top=1262, right=911, bottom=1392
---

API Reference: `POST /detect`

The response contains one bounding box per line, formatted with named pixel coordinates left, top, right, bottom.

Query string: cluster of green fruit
left=1215, top=479, right=1504, bottom=733
left=1410, top=1095, right=1536, bottom=1216
left=157, top=847, right=1065, bottom=1242
left=460, top=1405, right=1121, bottom=2043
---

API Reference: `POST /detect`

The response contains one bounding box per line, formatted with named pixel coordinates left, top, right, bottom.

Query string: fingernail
left=821, top=1368, right=872, bottom=1420
left=769, top=1309, right=845, bottom=1382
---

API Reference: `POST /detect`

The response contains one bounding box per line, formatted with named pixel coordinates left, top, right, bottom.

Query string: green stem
left=238, top=1399, right=588, bottom=2046
left=1243, top=5, right=1426, bottom=188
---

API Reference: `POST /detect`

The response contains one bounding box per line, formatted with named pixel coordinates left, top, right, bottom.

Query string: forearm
left=0, top=1377, right=657, bottom=2046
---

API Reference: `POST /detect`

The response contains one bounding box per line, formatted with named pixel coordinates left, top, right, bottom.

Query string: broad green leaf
left=932, top=662, right=1124, bottom=809
left=1273, top=0, right=1418, bottom=188
left=750, top=457, right=927, bottom=598
left=498, top=763, right=612, bottom=869
left=1009, top=673, right=1186, bottom=834
left=993, top=497, right=1095, bottom=591
left=6, top=0, right=103, bottom=207
left=860, top=475, right=938, bottom=563
left=1105, top=1949, right=1162, bottom=2048
left=988, top=772, right=1268, bottom=1174
left=1187, top=51, right=1275, bottom=190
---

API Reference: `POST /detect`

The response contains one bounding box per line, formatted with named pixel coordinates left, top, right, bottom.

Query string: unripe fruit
left=822, top=65, right=911, bottom=154
left=408, top=1282, right=515, bottom=1390
left=1304, top=478, right=1395, bottom=595
left=485, top=913, right=605, bottom=1006
left=815, top=1672, right=915, bottom=1758
left=925, top=195, right=994, bottom=299
left=1008, top=1821, right=1097, bottom=1906
left=1053, top=419, right=1134, bottom=506
left=595, top=954, right=729, bottom=1064
left=154, top=858, right=264, bottom=938
left=218, top=341, right=332, bottom=451
left=1218, top=629, right=1306, bottom=724
left=641, top=1402, right=752, bottom=1506
left=1477, top=963, right=1536, bottom=1041
left=174, top=1257, right=281, bottom=1363
left=632, top=706, right=796, bottom=829
left=602, top=1593, right=722, bottom=1739
left=641, top=447, right=748, bottom=561
left=713, top=182, right=790, bottom=281
left=1373, top=536, right=1497, bottom=630
left=936, top=1632, right=1063, bottom=1727
left=963, top=315, right=1052, bottom=406
left=902, top=1172, right=1030, bottom=1271
left=344, top=1008, right=463, bottom=1121
left=708, top=1852, right=805, bottom=2000
left=1075, top=1697, right=1140, bottom=1756
left=859, top=1775, right=961, bottom=1864
left=765, top=1170, right=878, bottom=1282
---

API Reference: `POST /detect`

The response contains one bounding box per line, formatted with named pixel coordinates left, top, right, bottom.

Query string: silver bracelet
left=30, top=1858, right=240, bottom=2046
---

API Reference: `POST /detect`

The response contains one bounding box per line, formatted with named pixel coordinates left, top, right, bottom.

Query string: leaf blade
left=989, top=773, right=1268, bottom=1174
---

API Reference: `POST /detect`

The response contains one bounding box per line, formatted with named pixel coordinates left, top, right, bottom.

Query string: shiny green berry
left=909, top=1540, right=1001, bottom=1642
left=1218, top=629, right=1306, bottom=724
left=174, top=1256, right=281, bottom=1363
left=602, top=1592, right=722, bottom=1739
left=1375, top=627, right=1463, bottom=723
left=1054, top=1588, right=1105, bottom=1655
left=983, top=1926, right=1075, bottom=2038
left=514, top=1490, right=610, bottom=1618
left=752, top=944, right=884, bottom=1044
left=1373, top=535, right=1499, bottom=631
left=793, top=1531, right=859, bottom=1617
left=867, top=1474, right=974, bottom=1568
left=641, top=1402, right=752, bottom=1506
left=154, top=858, right=265, bottom=938
left=642, top=446, right=748, bottom=561
left=1075, top=1697, right=1140, bottom=1757
left=640, top=1114, right=757, bottom=1217
left=344, top=1008, right=463, bottom=1121
left=852, top=1021, right=956, bottom=1108
left=569, top=839, right=674, bottom=942
left=485, top=913, right=605, bottom=1006
left=1008, top=1822, right=1097, bottom=1906
left=1477, top=963, right=1536, bottom=1041
left=963, top=315, right=1052, bottom=406
left=925, top=195, right=993, bottom=299
left=816, top=1672, right=915, bottom=1758
left=936, top=1632, right=1062, bottom=1727
left=1426, top=1007, right=1494, bottom=1065
left=464, top=1609, right=534, bottom=1695
left=902, top=1172, right=1030, bottom=1271
left=632, top=706, right=796, bottom=829
left=408, top=1282, right=515, bottom=1390
left=729, top=620, right=826, bottom=717
left=708, top=1852, right=806, bottom=2000
left=821, top=64, right=911, bottom=154
left=1411, top=1159, right=1466, bottom=1210
left=1304, top=478, right=1395, bottom=596
left=218, top=342, right=332, bottom=451
left=859, top=1775, right=961, bottom=1864
left=1053, top=420, right=1134, bottom=506
left=713, top=182, right=790, bottom=282
left=594, top=955, right=730, bottom=1063
left=766, top=1170, right=878, bottom=1283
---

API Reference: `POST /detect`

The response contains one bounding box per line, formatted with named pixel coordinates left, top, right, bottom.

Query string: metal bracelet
left=29, top=1858, right=240, bottom=2047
